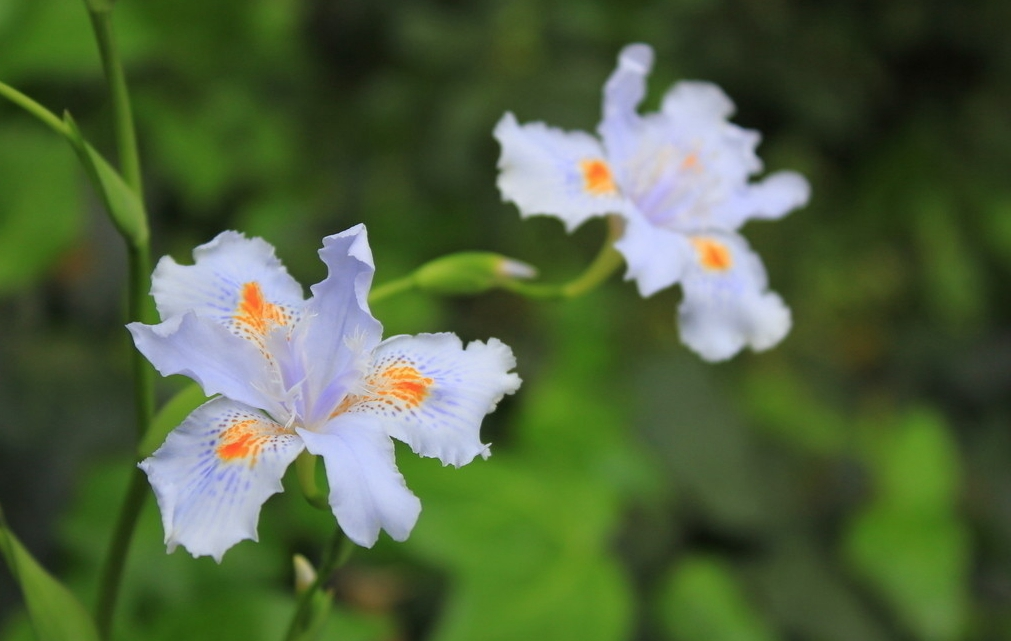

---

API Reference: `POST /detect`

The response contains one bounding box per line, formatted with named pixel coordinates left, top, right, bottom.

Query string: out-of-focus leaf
left=742, top=364, right=847, bottom=456
left=655, top=555, right=780, bottom=641
left=845, top=408, right=969, bottom=641
left=845, top=507, right=969, bottom=641
left=751, top=540, right=889, bottom=641
left=0, top=506, right=100, bottom=641
left=139, top=383, right=208, bottom=458
left=401, top=455, right=633, bottom=641
left=866, top=407, right=960, bottom=512
left=0, top=0, right=149, bottom=81
left=0, top=127, right=82, bottom=294
left=913, top=188, right=985, bottom=332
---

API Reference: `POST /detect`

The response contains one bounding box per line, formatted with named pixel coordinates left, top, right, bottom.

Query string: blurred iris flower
left=495, top=43, right=810, bottom=360
left=128, top=225, right=520, bottom=561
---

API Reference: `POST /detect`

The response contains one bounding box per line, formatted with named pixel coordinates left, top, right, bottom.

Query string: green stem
left=503, top=215, right=625, bottom=300
left=86, top=9, right=143, bottom=194
left=284, top=530, right=354, bottom=641
left=94, top=468, right=148, bottom=640
left=0, top=80, right=70, bottom=137
left=127, top=243, right=157, bottom=427
left=368, top=274, right=417, bottom=304
left=295, top=451, right=330, bottom=511
left=84, top=4, right=153, bottom=639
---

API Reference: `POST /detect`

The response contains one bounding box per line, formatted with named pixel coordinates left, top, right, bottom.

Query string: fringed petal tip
left=333, top=333, right=521, bottom=469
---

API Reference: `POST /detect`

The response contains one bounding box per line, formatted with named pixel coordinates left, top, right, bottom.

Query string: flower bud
left=292, top=554, right=317, bottom=594
left=414, top=252, right=536, bottom=295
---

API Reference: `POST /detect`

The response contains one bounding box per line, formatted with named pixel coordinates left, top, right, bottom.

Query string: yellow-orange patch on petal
left=579, top=159, right=618, bottom=197
left=234, top=281, right=289, bottom=336
left=680, top=152, right=700, bottom=171
left=216, top=419, right=287, bottom=465
left=691, top=237, right=733, bottom=272
left=374, top=364, right=434, bottom=408
left=332, top=361, right=435, bottom=418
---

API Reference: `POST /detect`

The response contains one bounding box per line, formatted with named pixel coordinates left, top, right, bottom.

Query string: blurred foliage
left=2, top=0, right=1011, bottom=640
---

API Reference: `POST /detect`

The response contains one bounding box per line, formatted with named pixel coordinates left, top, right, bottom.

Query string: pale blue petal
left=298, top=421, right=421, bottom=547
left=615, top=213, right=695, bottom=297
left=494, top=112, right=628, bottom=232
left=300, top=225, right=384, bottom=425
left=723, top=170, right=811, bottom=227
left=660, top=80, right=736, bottom=123
left=676, top=232, right=791, bottom=361
left=139, top=397, right=304, bottom=562
left=128, top=314, right=284, bottom=415
left=599, top=43, right=654, bottom=164
left=152, top=230, right=305, bottom=329
left=340, top=333, right=520, bottom=467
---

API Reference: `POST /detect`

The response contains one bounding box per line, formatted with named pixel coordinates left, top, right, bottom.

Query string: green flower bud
left=414, top=252, right=536, bottom=296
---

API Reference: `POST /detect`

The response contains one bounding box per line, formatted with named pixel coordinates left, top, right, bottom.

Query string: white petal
left=724, top=170, right=811, bottom=227
left=661, top=80, right=736, bottom=123
left=139, top=398, right=304, bottom=562
left=151, top=231, right=305, bottom=336
left=338, top=333, right=521, bottom=467
left=300, top=225, right=384, bottom=426
left=127, top=313, right=283, bottom=415
left=615, top=213, right=695, bottom=297
left=298, top=422, right=421, bottom=548
left=494, top=112, right=628, bottom=231
left=599, top=43, right=654, bottom=163
left=676, top=232, right=791, bottom=361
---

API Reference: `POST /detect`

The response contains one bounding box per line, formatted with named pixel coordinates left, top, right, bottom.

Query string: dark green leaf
left=0, top=507, right=100, bottom=641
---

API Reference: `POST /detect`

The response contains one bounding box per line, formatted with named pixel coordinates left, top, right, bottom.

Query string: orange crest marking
left=333, top=361, right=435, bottom=418
left=579, top=159, right=618, bottom=197
left=234, top=282, right=289, bottom=336
left=691, top=237, right=733, bottom=272
left=375, top=365, right=434, bottom=409
left=217, top=420, right=261, bottom=462
left=217, top=419, right=289, bottom=465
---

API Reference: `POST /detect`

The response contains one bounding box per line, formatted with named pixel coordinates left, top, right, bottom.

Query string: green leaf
left=139, top=383, right=209, bottom=457
left=845, top=507, right=969, bottom=641
left=656, top=555, right=781, bottom=641
left=401, top=455, right=633, bottom=641
left=0, top=126, right=82, bottom=294
left=0, top=506, right=100, bottom=641
left=867, top=407, right=961, bottom=512
left=62, top=112, right=149, bottom=247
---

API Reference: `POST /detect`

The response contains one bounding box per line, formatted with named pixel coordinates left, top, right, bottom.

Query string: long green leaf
left=0, top=506, right=100, bottom=641
left=61, top=112, right=148, bottom=248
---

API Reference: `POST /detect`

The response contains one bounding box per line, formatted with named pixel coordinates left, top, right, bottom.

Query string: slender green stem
left=295, top=452, right=330, bottom=510
left=284, top=530, right=354, bottom=641
left=503, top=215, right=625, bottom=300
left=369, top=274, right=417, bottom=304
left=86, top=9, right=143, bottom=194
left=84, top=5, right=153, bottom=639
left=94, top=468, right=148, bottom=640
left=127, top=243, right=157, bottom=426
left=0, top=81, right=70, bottom=137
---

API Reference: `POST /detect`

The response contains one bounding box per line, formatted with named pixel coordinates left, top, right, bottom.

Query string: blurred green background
left=2, top=0, right=1011, bottom=639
